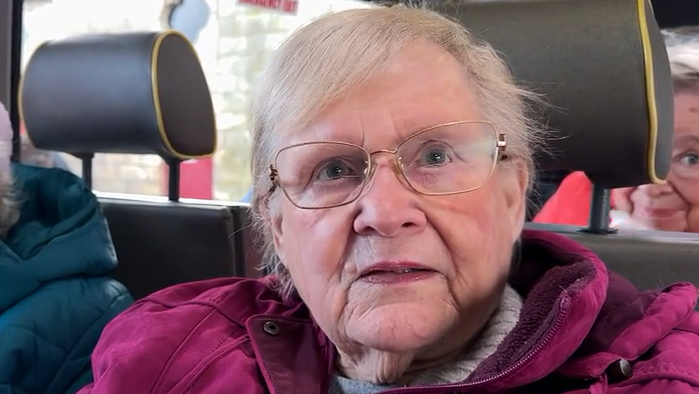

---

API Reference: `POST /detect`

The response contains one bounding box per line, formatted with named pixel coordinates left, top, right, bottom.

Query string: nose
left=353, top=160, right=427, bottom=237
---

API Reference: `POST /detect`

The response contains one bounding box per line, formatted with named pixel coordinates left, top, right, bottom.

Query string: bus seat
left=100, top=195, right=239, bottom=299
left=527, top=222, right=699, bottom=290
left=229, top=202, right=263, bottom=278
left=19, top=31, right=239, bottom=299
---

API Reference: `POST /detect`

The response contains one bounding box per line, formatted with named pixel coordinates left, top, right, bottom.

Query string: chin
left=346, top=303, right=453, bottom=353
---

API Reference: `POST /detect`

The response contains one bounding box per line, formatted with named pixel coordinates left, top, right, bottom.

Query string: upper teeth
left=397, top=268, right=417, bottom=273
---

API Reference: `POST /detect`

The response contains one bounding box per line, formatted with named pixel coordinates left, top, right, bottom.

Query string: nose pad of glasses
left=360, top=156, right=410, bottom=196
left=396, top=157, right=405, bottom=171
left=362, top=155, right=402, bottom=181
left=360, top=161, right=376, bottom=194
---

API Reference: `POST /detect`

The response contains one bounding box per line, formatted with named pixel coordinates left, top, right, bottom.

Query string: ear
left=500, top=163, right=529, bottom=241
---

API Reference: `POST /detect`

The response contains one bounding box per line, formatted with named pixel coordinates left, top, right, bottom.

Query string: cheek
left=278, top=207, right=354, bottom=328
left=675, top=182, right=699, bottom=232
left=434, top=187, right=513, bottom=302
left=673, top=180, right=699, bottom=206
left=686, top=208, right=699, bottom=233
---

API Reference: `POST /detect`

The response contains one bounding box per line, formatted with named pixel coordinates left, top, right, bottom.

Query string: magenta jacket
left=77, top=230, right=699, bottom=393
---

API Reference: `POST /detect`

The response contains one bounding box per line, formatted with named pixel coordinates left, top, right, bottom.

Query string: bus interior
left=1, top=0, right=699, bottom=301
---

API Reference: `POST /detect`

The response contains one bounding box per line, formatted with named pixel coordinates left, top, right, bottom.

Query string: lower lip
left=360, top=270, right=437, bottom=284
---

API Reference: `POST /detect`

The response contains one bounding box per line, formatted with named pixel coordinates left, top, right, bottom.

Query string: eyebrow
left=675, top=134, right=699, bottom=146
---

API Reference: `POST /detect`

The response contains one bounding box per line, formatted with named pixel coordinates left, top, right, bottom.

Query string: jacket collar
left=462, top=229, right=608, bottom=390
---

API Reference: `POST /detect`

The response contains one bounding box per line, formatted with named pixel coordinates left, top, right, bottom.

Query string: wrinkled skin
left=613, top=91, right=699, bottom=232
left=266, top=42, right=528, bottom=384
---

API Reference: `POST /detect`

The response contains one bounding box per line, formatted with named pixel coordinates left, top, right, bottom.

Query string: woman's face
left=267, top=43, right=528, bottom=370
left=614, top=91, right=699, bottom=232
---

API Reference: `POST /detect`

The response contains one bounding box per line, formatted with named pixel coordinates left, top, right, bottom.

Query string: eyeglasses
left=269, top=120, right=507, bottom=209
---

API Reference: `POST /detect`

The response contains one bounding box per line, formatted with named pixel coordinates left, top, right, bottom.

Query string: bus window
left=21, top=0, right=371, bottom=200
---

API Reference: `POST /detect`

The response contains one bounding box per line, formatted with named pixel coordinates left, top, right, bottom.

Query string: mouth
left=640, top=208, right=685, bottom=219
left=359, top=262, right=437, bottom=284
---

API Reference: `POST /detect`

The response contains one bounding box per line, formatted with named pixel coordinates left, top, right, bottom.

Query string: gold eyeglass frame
left=268, top=120, right=508, bottom=210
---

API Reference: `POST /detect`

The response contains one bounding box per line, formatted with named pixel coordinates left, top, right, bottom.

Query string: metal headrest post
left=580, top=184, right=617, bottom=234
left=77, top=153, right=94, bottom=189
left=165, top=157, right=181, bottom=202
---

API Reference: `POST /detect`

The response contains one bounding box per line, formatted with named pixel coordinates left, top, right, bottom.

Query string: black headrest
left=438, top=0, right=674, bottom=188
left=19, top=31, right=216, bottom=161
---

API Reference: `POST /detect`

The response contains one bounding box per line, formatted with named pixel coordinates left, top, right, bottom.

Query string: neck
left=336, top=341, right=468, bottom=384
left=336, top=349, right=415, bottom=384
left=335, top=284, right=523, bottom=385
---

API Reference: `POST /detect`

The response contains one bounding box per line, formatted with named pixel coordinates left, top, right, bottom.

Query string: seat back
left=527, top=222, right=699, bottom=292
left=229, top=203, right=264, bottom=278
left=19, top=31, right=240, bottom=298
left=99, top=196, right=240, bottom=299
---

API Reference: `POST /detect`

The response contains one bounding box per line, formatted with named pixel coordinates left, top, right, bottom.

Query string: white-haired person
left=0, top=102, right=132, bottom=394
left=79, top=6, right=699, bottom=394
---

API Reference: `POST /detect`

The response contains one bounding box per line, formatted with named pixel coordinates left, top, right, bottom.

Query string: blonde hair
left=249, top=4, right=545, bottom=297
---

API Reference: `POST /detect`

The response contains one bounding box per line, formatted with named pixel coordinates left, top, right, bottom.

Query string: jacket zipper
left=325, top=295, right=571, bottom=394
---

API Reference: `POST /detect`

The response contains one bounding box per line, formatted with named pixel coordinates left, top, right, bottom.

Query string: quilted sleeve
left=0, top=277, right=132, bottom=394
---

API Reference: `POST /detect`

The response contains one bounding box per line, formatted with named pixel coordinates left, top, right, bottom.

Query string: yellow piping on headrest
left=637, top=0, right=665, bottom=185
left=150, top=30, right=217, bottom=160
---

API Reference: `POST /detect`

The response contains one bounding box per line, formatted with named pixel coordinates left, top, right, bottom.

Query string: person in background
left=20, top=131, right=71, bottom=171
left=78, top=5, right=699, bottom=393
left=160, top=0, right=210, bottom=43
left=534, top=31, right=699, bottom=231
left=0, top=103, right=133, bottom=394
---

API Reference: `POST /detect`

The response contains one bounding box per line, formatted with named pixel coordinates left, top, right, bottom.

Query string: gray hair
left=249, top=4, right=545, bottom=297
left=0, top=171, right=19, bottom=239
left=663, top=29, right=699, bottom=90
left=0, top=105, right=19, bottom=239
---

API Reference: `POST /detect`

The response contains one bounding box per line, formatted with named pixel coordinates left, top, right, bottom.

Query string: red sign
left=162, top=158, right=213, bottom=200
left=237, top=0, right=298, bottom=15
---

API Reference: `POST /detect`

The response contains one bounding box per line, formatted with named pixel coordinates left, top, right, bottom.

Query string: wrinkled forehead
left=674, top=91, right=699, bottom=143
left=275, top=44, right=482, bottom=150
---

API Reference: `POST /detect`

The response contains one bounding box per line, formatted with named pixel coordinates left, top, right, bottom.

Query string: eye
left=317, top=160, right=358, bottom=181
left=419, top=146, right=451, bottom=166
left=680, top=153, right=699, bottom=166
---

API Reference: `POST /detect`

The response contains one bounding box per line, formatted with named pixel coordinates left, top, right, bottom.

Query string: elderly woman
left=535, top=33, right=699, bottom=231
left=78, top=6, right=699, bottom=394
